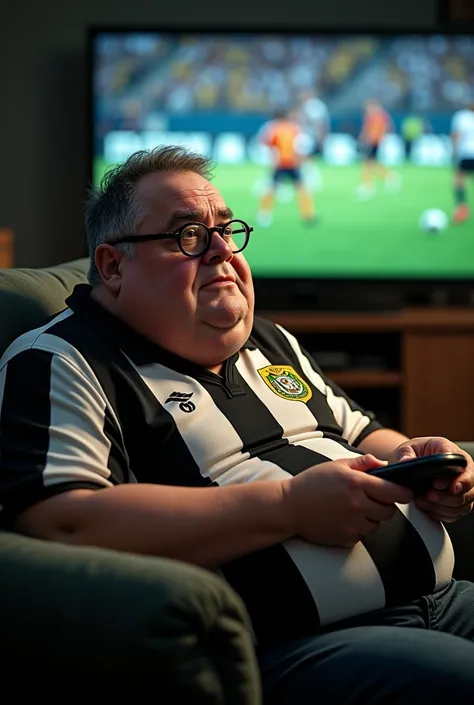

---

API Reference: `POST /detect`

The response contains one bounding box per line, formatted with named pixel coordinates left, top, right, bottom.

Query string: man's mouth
left=202, top=276, right=236, bottom=288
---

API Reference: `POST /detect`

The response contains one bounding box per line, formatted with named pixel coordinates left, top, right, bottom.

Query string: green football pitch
left=94, top=160, right=474, bottom=279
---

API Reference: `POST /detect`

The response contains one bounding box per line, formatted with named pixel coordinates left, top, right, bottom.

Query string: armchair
left=0, top=260, right=261, bottom=702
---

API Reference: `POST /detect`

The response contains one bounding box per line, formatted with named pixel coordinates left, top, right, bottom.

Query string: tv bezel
left=86, top=23, right=474, bottom=311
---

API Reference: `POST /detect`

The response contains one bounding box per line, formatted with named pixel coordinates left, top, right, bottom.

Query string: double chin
left=200, top=298, right=248, bottom=330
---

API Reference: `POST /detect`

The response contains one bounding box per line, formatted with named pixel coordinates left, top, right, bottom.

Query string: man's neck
left=207, top=363, right=223, bottom=376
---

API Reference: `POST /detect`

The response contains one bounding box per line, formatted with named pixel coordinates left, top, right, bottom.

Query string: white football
left=419, top=208, right=449, bottom=233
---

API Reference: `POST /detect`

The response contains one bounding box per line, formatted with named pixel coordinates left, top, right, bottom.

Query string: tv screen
left=89, top=28, right=474, bottom=295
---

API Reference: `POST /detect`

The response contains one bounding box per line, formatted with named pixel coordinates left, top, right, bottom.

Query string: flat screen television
left=88, top=27, right=474, bottom=310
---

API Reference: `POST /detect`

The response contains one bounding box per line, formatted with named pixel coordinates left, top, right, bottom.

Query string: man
left=295, top=89, right=330, bottom=191
left=256, top=109, right=315, bottom=227
left=297, top=89, right=330, bottom=153
left=1, top=145, right=474, bottom=702
left=356, top=99, right=400, bottom=199
left=451, top=100, right=474, bottom=224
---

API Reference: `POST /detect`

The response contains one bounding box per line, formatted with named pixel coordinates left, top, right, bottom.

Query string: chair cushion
left=0, top=259, right=89, bottom=357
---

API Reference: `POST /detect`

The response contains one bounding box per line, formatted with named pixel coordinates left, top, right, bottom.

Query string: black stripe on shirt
left=221, top=543, right=321, bottom=644
left=361, top=510, right=437, bottom=605
left=321, top=374, right=383, bottom=445
left=201, top=373, right=290, bottom=459
left=91, top=355, right=215, bottom=488
left=0, top=349, right=103, bottom=525
left=203, top=363, right=346, bottom=475
left=261, top=445, right=331, bottom=476
left=46, top=312, right=212, bottom=490
left=0, top=349, right=54, bottom=524
left=0, top=349, right=53, bottom=485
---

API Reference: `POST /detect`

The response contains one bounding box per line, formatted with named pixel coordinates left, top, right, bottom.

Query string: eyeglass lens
left=179, top=220, right=248, bottom=256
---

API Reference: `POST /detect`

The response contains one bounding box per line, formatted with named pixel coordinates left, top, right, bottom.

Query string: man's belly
left=282, top=502, right=454, bottom=625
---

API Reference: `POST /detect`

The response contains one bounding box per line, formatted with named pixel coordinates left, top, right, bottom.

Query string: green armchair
left=0, top=260, right=261, bottom=702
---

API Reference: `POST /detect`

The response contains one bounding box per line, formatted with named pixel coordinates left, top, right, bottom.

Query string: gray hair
left=85, top=145, right=215, bottom=286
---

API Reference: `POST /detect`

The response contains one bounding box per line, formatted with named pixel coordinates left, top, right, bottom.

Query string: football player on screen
left=295, top=89, right=331, bottom=192
left=256, top=109, right=316, bottom=228
left=356, top=99, right=401, bottom=200
left=451, top=99, right=474, bottom=225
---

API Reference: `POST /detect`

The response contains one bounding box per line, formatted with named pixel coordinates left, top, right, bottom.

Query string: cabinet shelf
left=258, top=309, right=474, bottom=334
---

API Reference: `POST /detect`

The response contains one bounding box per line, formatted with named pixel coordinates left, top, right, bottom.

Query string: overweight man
left=1, top=146, right=474, bottom=703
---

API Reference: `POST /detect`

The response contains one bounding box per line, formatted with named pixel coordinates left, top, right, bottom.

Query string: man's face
left=114, top=170, right=255, bottom=368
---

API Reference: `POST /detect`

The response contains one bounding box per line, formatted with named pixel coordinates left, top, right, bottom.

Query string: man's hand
left=281, top=454, right=413, bottom=549
left=388, top=436, right=474, bottom=523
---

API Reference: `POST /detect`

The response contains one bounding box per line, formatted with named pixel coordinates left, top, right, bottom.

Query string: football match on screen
left=91, top=31, right=474, bottom=280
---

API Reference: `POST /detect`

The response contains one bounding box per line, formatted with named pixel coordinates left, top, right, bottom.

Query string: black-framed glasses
left=105, top=219, right=253, bottom=258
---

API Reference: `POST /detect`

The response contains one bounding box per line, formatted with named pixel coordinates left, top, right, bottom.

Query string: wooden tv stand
left=257, top=307, right=474, bottom=440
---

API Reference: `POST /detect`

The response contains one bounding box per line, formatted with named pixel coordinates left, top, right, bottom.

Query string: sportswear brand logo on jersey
left=165, top=391, right=196, bottom=413
left=257, top=365, right=312, bottom=403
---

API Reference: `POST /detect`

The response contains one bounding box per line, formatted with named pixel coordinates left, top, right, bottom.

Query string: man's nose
left=202, top=230, right=233, bottom=264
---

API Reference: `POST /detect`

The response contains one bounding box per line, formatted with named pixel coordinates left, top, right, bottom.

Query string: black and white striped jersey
left=0, top=285, right=454, bottom=643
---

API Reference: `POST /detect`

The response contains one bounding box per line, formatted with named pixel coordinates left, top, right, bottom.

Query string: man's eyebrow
left=218, top=207, right=234, bottom=220
left=164, top=207, right=234, bottom=231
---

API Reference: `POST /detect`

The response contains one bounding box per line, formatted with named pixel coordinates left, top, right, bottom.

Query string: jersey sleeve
left=318, top=370, right=384, bottom=446
left=0, top=345, right=130, bottom=527
left=275, top=324, right=384, bottom=446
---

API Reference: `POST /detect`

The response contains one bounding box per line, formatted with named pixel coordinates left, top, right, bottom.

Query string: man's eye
left=181, top=226, right=201, bottom=239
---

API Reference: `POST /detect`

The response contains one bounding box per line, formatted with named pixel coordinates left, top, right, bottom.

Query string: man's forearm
left=15, top=481, right=293, bottom=568
left=358, top=428, right=409, bottom=460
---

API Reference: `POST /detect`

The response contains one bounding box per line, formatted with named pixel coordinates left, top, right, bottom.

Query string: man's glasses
left=105, top=219, right=253, bottom=258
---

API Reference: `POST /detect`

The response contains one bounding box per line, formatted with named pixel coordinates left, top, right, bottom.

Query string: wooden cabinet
left=445, top=0, right=474, bottom=21
left=257, top=308, right=474, bottom=439
left=0, top=229, right=13, bottom=268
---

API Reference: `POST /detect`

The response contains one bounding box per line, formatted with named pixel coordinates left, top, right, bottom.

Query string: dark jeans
left=258, top=580, right=474, bottom=705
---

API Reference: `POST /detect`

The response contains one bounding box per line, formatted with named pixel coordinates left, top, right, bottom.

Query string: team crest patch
left=257, top=365, right=312, bottom=403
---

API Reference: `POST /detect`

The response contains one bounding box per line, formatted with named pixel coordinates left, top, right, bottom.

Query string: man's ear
left=94, top=245, right=124, bottom=293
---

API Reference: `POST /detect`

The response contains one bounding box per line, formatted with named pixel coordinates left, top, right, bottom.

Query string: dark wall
left=2, top=0, right=438, bottom=268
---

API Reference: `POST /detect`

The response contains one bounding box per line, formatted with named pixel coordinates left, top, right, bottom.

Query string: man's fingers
left=365, top=500, right=397, bottom=523
left=416, top=497, right=474, bottom=521
left=393, top=445, right=417, bottom=463
left=425, top=488, right=472, bottom=507
left=450, top=468, right=474, bottom=495
left=432, top=508, right=472, bottom=523
left=364, top=474, right=413, bottom=505
left=348, top=454, right=386, bottom=472
left=346, top=454, right=413, bottom=503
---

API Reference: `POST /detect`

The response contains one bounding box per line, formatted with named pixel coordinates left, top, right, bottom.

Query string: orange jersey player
left=360, top=100, right=392, bottom=154
left=356, top=99, right=401, bottom=200
left=262, top=116, right=303, bottom=171
left=257, top=110, right=315, bottom=227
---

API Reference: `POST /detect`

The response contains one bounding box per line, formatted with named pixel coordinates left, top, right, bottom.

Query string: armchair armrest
left=0, top=531, right=261, bottom=704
